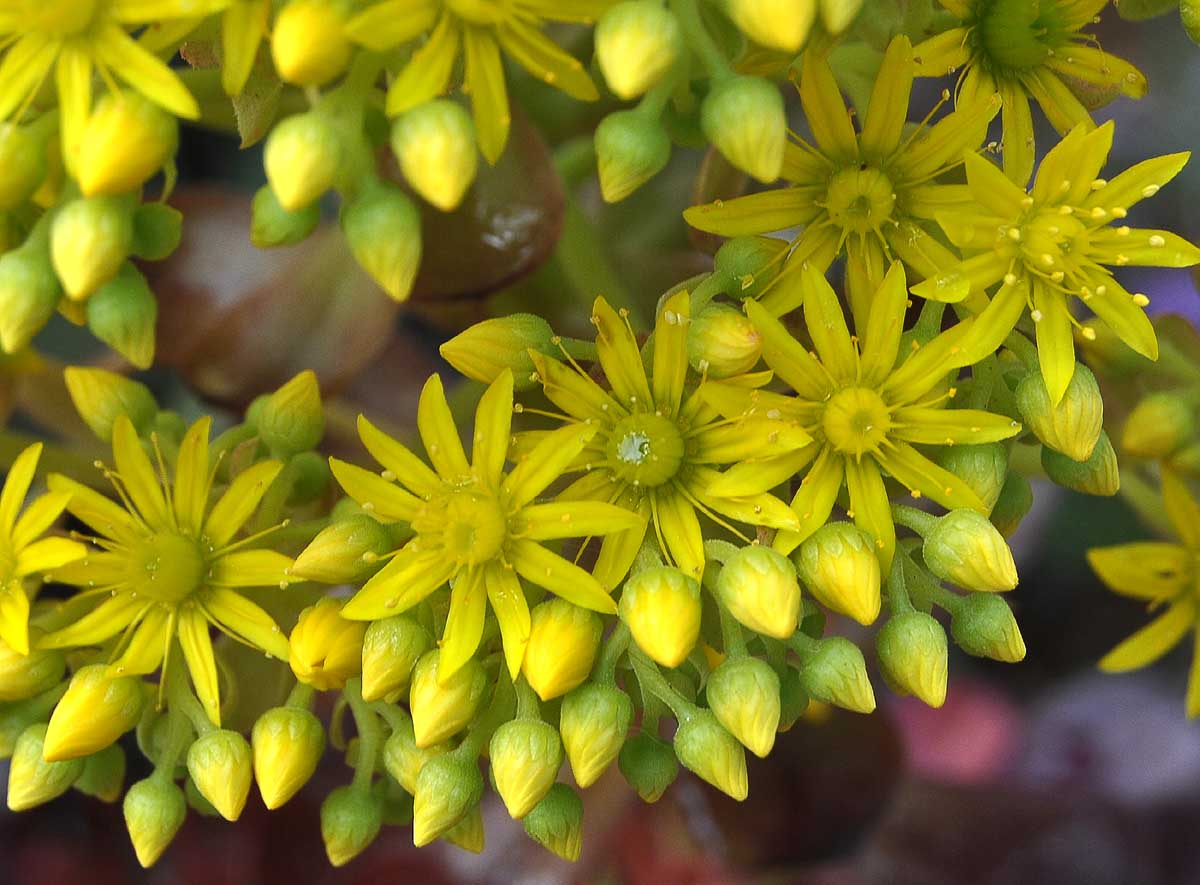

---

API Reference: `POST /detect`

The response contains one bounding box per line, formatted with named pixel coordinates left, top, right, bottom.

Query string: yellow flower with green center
left=684, top=36, right=1001, bottom=329
left=912, top=0, right=1147, bottom=183
left=0, top=443, right=88, bottom=655
left=344, top=0, right=603, bottom=163
left=912, top=123, right=1200, bottom=405
left=1090, top=470, right=1200, bottom=717
left=40, top=415, right=292, bottom=725
left=704, top=262, right=1024, bottom=573
left=324, top=369, right=642, bottom=683
left=519, top=290, right=807, bottom=583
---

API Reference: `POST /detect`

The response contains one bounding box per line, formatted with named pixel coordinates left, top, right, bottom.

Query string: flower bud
left=701, top=76, right=785, bottom=184
left=714, top=236, right=789, bottom=300
left=63, top=366, right=157, bottom=442
left=251, top=185, right=321, bottom=247
left=798, top=636, right=876, bottom=713
left=1015, top=363, right=1103, bottom=462
left=821, top=0, right=863, bottom=31
left=440, top=314, right=556, bottom=390
left=252, top=705, right=325, bottom=809
left=131, top=201, right=183, bottom=260
left=1122, top=392, right=1196, bottom=459
left=0, top=640, right=65, bottom=702
left=796, top=522, right=882, bottom=625
left=776, top=666, right=808, bottom=732
left=560, top=682, right=633, bottom=787
left=594, top=1, right=682, bottom=99
left=0, top=237, right=61, bottom=352
left=990, top=470, right=1033, bottom=537
left=522, top=599, right=603, bottom=701
left=258, top=369, right=325, bottom=457
left=123, top=776, right=186, bottom=867
left=77, top=93, right=178, bottom=197
left=289, top=597, right=365, bottom=691
left=1041, top=429, right=1120, bottom=496
left=594, top=109, right=671, bottom=203
left=673, top=709, right=748, bottom=801
left=341, top=182, right=421, bottom=302
left=43, top=664, right=145, bottom=761
left=361, top=615, right=430, bottom=702
left=687, top=304, right=762, bottom=377
left=876, top=611, right=948, bottom=708
left=442, top=803, right=484, bottom=853
left=321, top=784, right=383, bottom=866
left=922, top=509, right=1018, bottom=592
left=50, top=195, right=134, bottom=299
left=382, top=711, right=449, bottom=793
left=412, top=749, right=484, bottom=846
left=74, top=743, right=126, bottom=803
left=619, top=566, right=701, bottom=668
left=264, top=111, right=340, bottom=211
left=618, top=731, right=678, bottom=802
left=272, top=0, right=352, bottom=87
left=726, top=0, right=816, bottom=52
left=0, top=122, right=48, bottom=210
left=7, top=723, right=83, bottom=810
left=705, top=656, right=780, bottom=758
left=185, top=775, right=220, bottom=817
left=293, top=514, right=393, bottom=585
left=409, top=650, right=487, bottom=747
left=391, top=100, right=478, bottom=212
left=950, top=594, right=1026, bottom=663
left=489, top=718, right=563, bottom=819
left=523, top=783, right=583, bottom=862
left=716, top=545, right=801, bottom=639
left=186, top=729, right=253, bottom=821
left=86, top=263, right=157, bottom=369
left=936, top=443, right=1008, bottom=514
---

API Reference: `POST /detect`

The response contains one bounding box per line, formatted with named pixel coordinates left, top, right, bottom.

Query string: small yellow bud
left=594, top=1, right=682, bottom=100
left=0, top=235, right=61, bottom=353
left=250, top=185, right=321, bottom=247
left=50, top=195, right=134, bottom=300
left=1015, top=363, right=1103, bottom=462
left=726, top=0, right=816, bottom=52
left=290, top=598, right=366, bottom=692
left=412, top=749, right=483, bottom=846
left=86, top=262, right=157, bottom=369
left=258, top=369, right=325, bottom=457
left=361, top=615, right=431, bottom=702
left=522, top=784, right=584, bottom=862
left=798, top=637, right=876, bottom=713
left=440, top=314, right=556, bottom=391
left=341, top=182, right=422, bottom=302
left=6, top=723, right=83, bottom=810
left=77, top=93, right=178, bottom=197
left=0, top=639, right=64, bottom=702
left=1122, top=392, right=1196, bottom=459
left=1041, top=429, right=1120, bottom=496
left=264, top=112, right=340, bottom=211
left=796, top=522, right=882, bottom=625
left=717, top=545, right=802, bottom=638
left=123, top=776, right=186, bottom=867
left=876, top=611, right=948, bottom=708
left=251, top=706, right=326, bottom=809
left=0, top=121, right=49, bottom=211
left=937, top=443, right=1009, bottom=514
left=619, top=566, right=701, bottom=668
left=522, top=599, right=603, bottom=701
left=293, top=514, right=395, bottom=586
left=560, top=682, right=633, bottom=787
left=408, top=650, right=487, bottom=747
left=489, top=718, right=563, bottom=819
left=186, top=729, right=253, bottom=821
left=272, top=0, right=352, bottom=87
left=63, top=366, right=158, bottom=442
left=382, top=711, right=449, bottom=793
left=950, top=594, right=1026, bottom=663
left=673, top=709, right=748, bottom=801
left=594, top=109, right=671, bottom=203
left=43, top=665, right=145, bottom=761
left=391, top=100, right=478, bottom=212
left=618, top=731, right=678, bottom=802
left=74, top=743, right=126, bottom=804
left=705, top=656, right=780, bottom=758
left=922, top=509, right=1018, bottom=592
left=687, top=304, right=763, bottom=378
left=701, top=76, right=785, bottom=184
left=321, top=784, right=383, bottom=866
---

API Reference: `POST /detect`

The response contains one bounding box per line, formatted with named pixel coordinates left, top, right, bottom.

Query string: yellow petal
left=204, top=460, right=284, bottom=548
left=860, top=35, right=913, bottom=160
left=385, top=12, right=459, bottom=115
left=801, top=262, right=857, bottom=384
left=208, top=549, right=293, bottom=587
left=874, top=441, right=985, bottom=512
left=342, top=547, right=456, bottom=619
left=221, top=0, right=269, bottom=95
left=109, top=605, right=169, bottom=675
left=112, top=415, right=169, bottom=527
left=744, top=299, right=831, bottom=401
left=859, top=262, right=908, bottom=386
left=95, top=23, right=199, bottom=119
left=42, top=593, right=147, bottom=649
left=890, top=408, right=1021, bottom=446
left=592, top=296, right=652, bottom=408
left=503, top=423, right=596, bottom=509
left=495, top=19, right=597, bottom=102
left=47, top=474, right=137, bottom=546
left=844, top=456, right=895, bottom=575
left=1087, top=543, right=1190, bottom=600
left=654, top=489, right=704, bottom=580
left=11, top=491, right=70, bottom=551
left=437, top=568, right=487, bottom=683
left=530, top=351, right=624, bottom=422
left=200, top=587, right=289, bottom=660
left=799, top=49, right=856, bottom=162
left=0, top=442, right=42, bottom=535
left=484, top=565, right=531, bottom=680
left=1099, top=601, right=1194, bottom=672
left=510, top=539, right=617, bottom=614
left=472, top=369, right=514, bottom=489
left=357, top=415, right=441, bottom=497
left=0, top=580, right=30, bottom=654
left=15, top=537, right=86, bottom=577
left=463, top=26, right=509, bottom=164
left=417, top=374, right=470, bottom=481
left=173, top=417, right=212, bottom=536
left=772, top=447, right=843, bottom=555
left=329, top=458, right=421, bottom=522
left=178, top=605, right=221, bottom=724
left=344, top=0, right=437, bottom=52
left=652, top=290, right=690, bottom=418
left=1163, top=470, right=1200, bottom=550
left=517, top=501, right=644, bottom=540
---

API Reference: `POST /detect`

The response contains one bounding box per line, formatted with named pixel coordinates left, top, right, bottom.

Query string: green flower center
left=440, top=488, right=508, bottom=565
left=1010, top=210, right=1086, bottom=274
left=445, top=0, right=508, bottom=24
left=974, top=0, right=1059, bottom=71
left=30, top=0, right=99, bottom=35
left=607, top=414, right=685, bottom=488
left=825, top=167, right=896, bottom=234
left=822, top=387, right=891, bottom=457
left=139, top=533, right=206, bottom=605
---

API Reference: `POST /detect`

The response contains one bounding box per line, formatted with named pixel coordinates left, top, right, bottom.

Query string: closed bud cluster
left=252, top=706, right=326, bottom=809
left=876, top=611, right=948, bottom=708
left=264, top=112, right=341, bottom=211
left=321, top=785, right=383, bottom=866
left=50, top=194, right=134, bottom=300
left=391, top=100, right=478, bottom=212
left=63, top=366, right=157, bottom=442
left=7, top=723, right=83, bottom=811
left=1041, top=429, right=1120, bottom=496
left=523, top=783, right=584, bottom=862
left=716, top=545, right=801, bottom=638
left=560, top=682, right=633, bottom=787
left=272, top=0, right=352, bottom=87
left=186, top=729, right=253, bottom=821
left=701, top=76, right=786, bottom=184
left=922, top=510, right=1018, bottom=592
left=990, top=471, right=1034, bottom=537
left=1016, top=364, right=1103, bottom=462
left=250, top=185, right=321, bottom=247
left=726, top=0, right=817, bottom=52
left=687, top=304, right=763, bottom=378
left=0, top=233, right=61, bottom=352
left=77, top=93, right=178, bottom=197
left=673, top=709, right=748, bottom=801
left=594, top=110, right=671, bottom=203
left=1121, top=392, right=1196, bottom=459
left=43, top=664, right=145, bottom=761
left=796, top=522, right=882, bottom=625
left=412, top=749, right=483, bottom=846
left=0, top=121, right=48, bottom=210
left=290, top=597, right=366, bottom=691
left=937, top=443, right=1009, bottom=514
left=489, top=718, right=563, bottom=819
left=950, top=594, right=1027, bottom=663
left=342, top=182, right=421, bottom=302
left=361, top=615, right=430, bottom=702
left=74, top=743, right=126, bottom=804
left=619, top=566, right=701, bottom=668
left=382, top=712, right=448, bottom=793
left=258, top=369, right=325, bottom=456
left=409, top=651, right=487, bottom=747
left=0, top=640, right=64, bottom=702
left=618, top=731, right=678, bottom=802
left=123, top=776, right=186, bottom=867
left=440, top=314, right=556, bottom=390
left=714, top=236, right=789, bottom=299
left=798, top=636, right=876, bottom=713
left=522, top=599, right=603, bottom=701
left=594, top=1, right=682, bottom=99
left=293, top=513, right=395, bottom=585
left=86, top=263, right=157, bottom=369
left=706, top=656, right=780, bottom=758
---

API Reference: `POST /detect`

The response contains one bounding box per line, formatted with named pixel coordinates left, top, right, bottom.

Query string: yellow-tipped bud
left=412, top=749, right=483, bottom=846
left=43, top=665, right=144, bottom=761
left=726, top=0, right=816, bottom=52
left=560, top=682, right=633, bottom=787
left=264, top=112, right=340, bottom=211
left=1041, top=429, right=1120, bottom=496
left=1122, top=392, right=1196, bottom=459
left=705, top=656, right=780, bottom=758
left=272, top=0, right=352, bottom=87
left=0, top=121, right=48, bottom=211
left=1015, top=363, right=1103, bottom=462
left=50, top=195, right=134, bottom=300
left=408, top=650, right=487, bottom=747
left=77, top=93, right=178, bottom=197
left=673, top=709, right=748, bottom=801
left=391, top=100, right=478, bottom=212
left=186, top=729, right=253, bottom=821
left=950, top=594, right=1026, bottom=663
left=250, top=185, right=321, bottom=247
left=714, top=236, right=790, bottom=300
left=594, top=109, right=671, bottom=203
left=0, top=639, right=64, bottom=702
left=522, top=599, right=603, bottom=702
left=618, top=731, right=678, bottom=802
left=798, top=637, right=876, bottom=713
left=293, top=514, right=395, bottom=586
left=123, top=776, right=186, bottom=867
left=321, top=784, right=383, bottom=866
left=341, top=182, right=421, bottom=302
left=922, top=509, right=1018, bottom=592
left=289, top=598, right=366, bottom=692
left=876, top=611, right=948, bottom=708
left=440, top=314, right=556, bottom=390
left=796, top=522, right=882, bottom=625
left=489, top=718, right=563, bottom=819
left=523, top=784, right=584, bottom=862
left=443, top=804, right=485, bottom=853
left=716, top=545, right=801, bottom=638
left=86, top=262, right=157, bottom=369
left=594, top=1, right=682, bottom=100
left=74, top=743, right=126, bottom=803
left=6, top=723, right=83, bottom=810
left=700, top=76, right=785, bottom=184
left=382, top=711, right=449, bottom=793
left=687, top=304, right=763, bottom=378
left=251, top=705, right=326, bottom=809
left=0, top=235, right=61, bottom=353
left=63, top=366, right=157, bottom=442
left=361, top=615, right=431, bottom=702
left=619, top=566, right=701, bottom=668
left=258, top=369, right=325, bottom=457
left=937, top=443, right=1009, bottom=514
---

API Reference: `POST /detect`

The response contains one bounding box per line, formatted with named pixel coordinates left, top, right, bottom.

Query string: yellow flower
left=40, top=415, right=293, bottom=725
left=321, top=369, right=642, bottom=682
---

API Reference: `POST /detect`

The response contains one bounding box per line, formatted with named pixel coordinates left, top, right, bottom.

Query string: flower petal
left=173, top=417, right=212, bottom=537
left=1163, top=469, right=1200, bottom=550
left=801, top=262, right=857, bottom=384
left=1088, top=229, right=1200, bottom=268
left=94, top=23, right=199, bottom=118
left=773, top=447, right=843, bottom=555
left=357, top=415, right=441, bottom=497
left=15, top=537, right=87, bottom=578
left=201, top=587, right=290, bottom=660
left=503, top=423, right=597, bottom=508
left=745, top=299, right=831, bottom=401
left=11, top=491, right=70, bottom=551
left=510, top=539, right=617, bottom=614
left=591, top=497, right=650, bottom=590
left=845, top=456, right=896, bottom=575
left=342, top=547, right=456, bottom=619
left=875, top=441, right=985, bottom=511
left=204, top=460, right=284, bottom=548
left=330, top=458, right=421, bottom=524
left=0, top=580, right=30, bottom=655
left=592, top=296, right=651, bottom=407
left=706, top=445, right=818, bottom=498
left=1022, top=68, right=1091, bottom=135
left=345, top=0, right=438, bottom=52
left=109, top=605, right=169, bottom=676
left=178, top=605, right=221, bottom=724
left=385, top=12, right=459, bottom=115
left=518, top=501, right=644, bottom=540
left=417, top=374, right=471, bottom=481
left=530, top=351, right=624, bottom=422
left=683, top=188, right=819, bottom=236
left=860, top=35, right=913, bottom=160
left=1033, top=285, right=1076, bottom=407
left=0, top=34, right=57, bottom=122
left=1087, top=542, right=1190, bottom=600
left=859, top=262, right=909, bottom=386
left=1099, top=600, right=1194, bottom=672
left=1044, top=46, right=1146, bottom=100
left=890, top=407, right=1021, bottom=446
left=0, top=442, right=41, bottom=535
left=1083, top=152, right=1189, bottom=213
left=799, top=49, right=857, bottom=162
left=654, top=488, right=705, bottom=579
left=911, top=27, right=971, bottom=77
left=495, top=19, right=597, bottom=101
left=208, top=549, right=293, bottom=588
left=652, top=289, right=690, bottom=418
left=463, top=26, right=509, bottom=164
left=485, top=565, right=531, bottom=680
left=112, top=415, right=169, bottom=527
left=220, top=0, right=270, bottom=95
left=437, top=568, right=487, bottom=683
left=1082, top=273, right=1158, bottom=361
left=472, top=369, right=515, bottom=489
left=41, top=593, right=147, bottom=650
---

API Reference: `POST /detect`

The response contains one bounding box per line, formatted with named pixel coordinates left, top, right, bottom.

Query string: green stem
left=458, top=675, right=517, bottom=758
left=885, top=559, right=915, bottom=615
left=371, top=702, right=410, bottom=733
left=966, top=354, right=998, bottom=410
left=514, top=677, right=541, bottom=721
left=787, top=630, right=820, bottom=661
left=1003, top=331, right=1040, bottom=370
left=687, top=272, right=729, bottom=317
left=344, top=677, right=381, bottom=792
left=595, top=623, right=630, bottom=683
left=628, top=647, right=696, bottom=723
left=151, top=704, right=195, bottom=784
left=636, top=63, right=684, bottom=118
left=285, top=681, right=316, bottom=710
left=670, top=0, right=733, bottom=79
left=165, top=659, right=215, bottom=737
left=891, top=504, right=939, bottom=537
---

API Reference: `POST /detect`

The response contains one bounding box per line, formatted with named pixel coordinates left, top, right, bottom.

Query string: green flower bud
left=618, top=731, right=678, bottom=803
left=77, top=93, right=178, bottom=197
left=412, top=750, right=483, bottom=847
left=619, top=566, right=701, bottom=668
left=796, top=522, right=882, bottom=625
left=185, top=775, right=221, bottom=817
left=1183, top=0, right=1200, bottom=42
left=714, top=236, right=789, bottom=300
left=50, top=195, right=134, bottom=300
left=258, top=369, right=324, bottom=457
left=687, top=304, right=762, bottom=378
left=950, top=594, right=1026, bottom=663
left=43, top=665, right=145, bottom=761
left=252, top=706, right=325, bottom=809
left=186, top=729, right=253, bottom=821
left=876, top=611, right=948, bottom=708
left=264, top=112, right=340, bottom=211
left=440, top=314, right=556, bottom=390
left=776, top=666, right=808, bottom=732
left=361, top=615, right=431, bottom=702
left=321, top=784, right=383, bottom=866
left=673, top=709, right=748, bottom=801
left=594, top=1, right=682, bottom=99
left=523, top=783, right=583, bottom=862
left=1122, top=392, right=1196, bottom=459
left=798, top=636, right=876, bottom=713
left=341, top=182, right=421, bottom=302
left=1041, top=429, right=1120, bottom=496
left=0, top=236, right=61, bottom=353
left=701, top=76, right=785, bottom=184
left=489, top=718, right=563, bottom=819
left=272, top=0, right=352, bottom=87
left=251, top=185, right=321, bottom=248
left=0, top=122, right=48, bottom=211
left=923, top=509, right=1018, bottom=592
left=716, top=545, right=801, bottom=639
left=286, top=449, right=331, bottom=504
left=990, top=470, right=1032, bottom=537
left=1015, top=363, right=1103, bottom=462
left=63, top=366, right=157, bottom=442
left=86, top=263, right=157, bottom=369
left=7, top=723, right=83, bottom=810
left=293, top=514, right=391, bottom=585
left=391, top=100, right=478, bottom=212
left=0, top=640, right=64, bottom=702
left=726, top=0, right=816, bottom=52
left=522, top=599, right=603, bottom=702
left=937, top=443, right=1009, bottom=514
left=560, top=682, right=633, bottom=787
left=706, top=656, right=780, bottom=758
left=442, top=804, right=485, bottom=853
left=123, top=776, right=186, bottom=867
left=594, top=109, right=671, bottom=203
left=382, top=711, right=449, bottom=793
left=130, top=201, right=183, bottom=260
left=73, top=743, right=125, bottom=804
left=409, top=650, right=487, bottom=747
